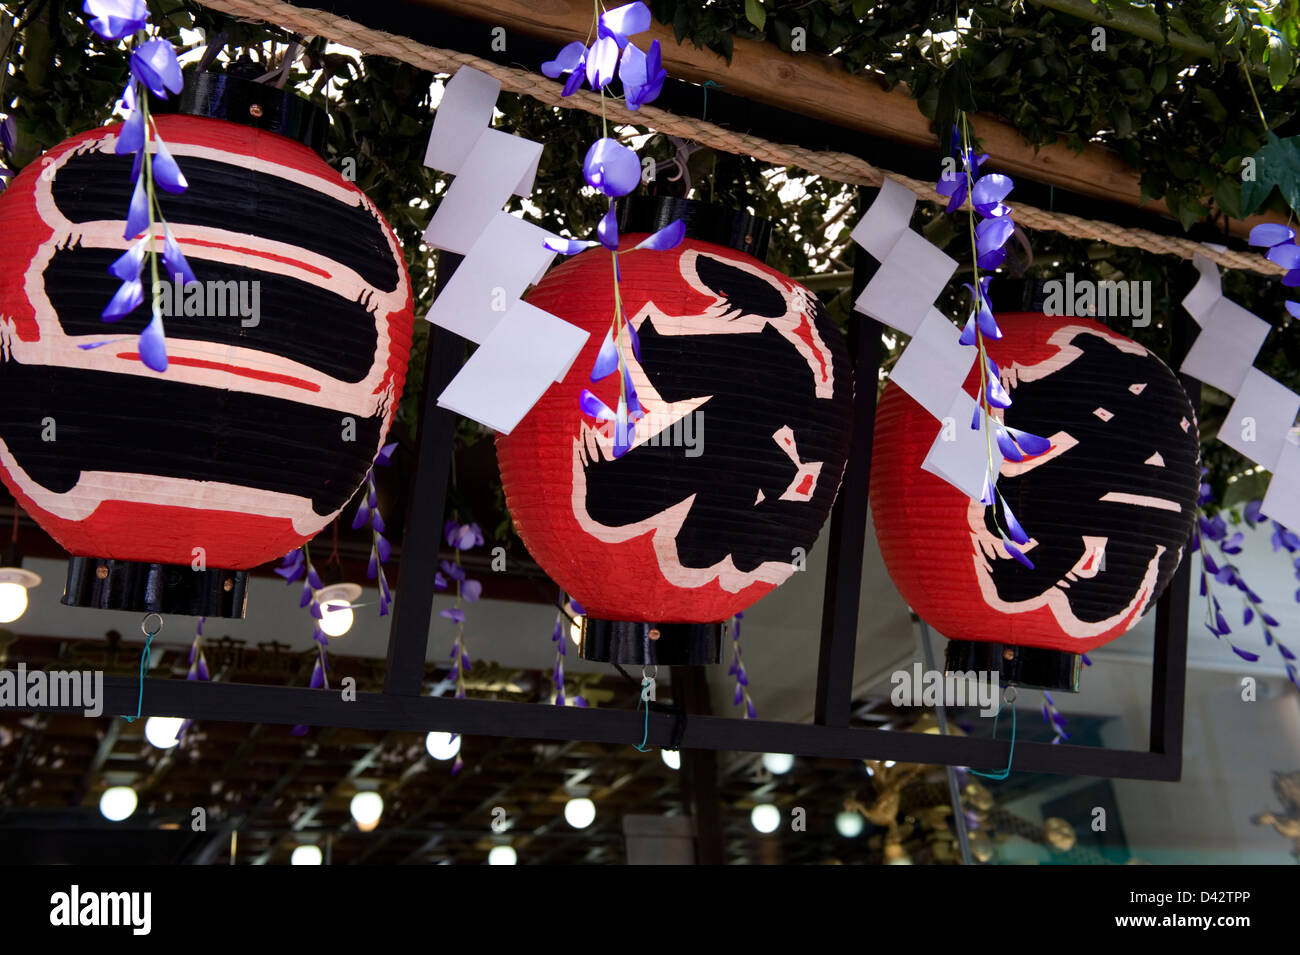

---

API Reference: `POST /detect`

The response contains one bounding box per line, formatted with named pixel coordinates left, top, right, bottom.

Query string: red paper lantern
left=870, top=311, right=1199, bottom=688
left=0, top=80, right=412, bottom=614
left=496, top=203, right=853, bottom=663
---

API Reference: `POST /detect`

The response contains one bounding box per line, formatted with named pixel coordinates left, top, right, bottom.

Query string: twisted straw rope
left=198, top=0, right=1278, bottom=277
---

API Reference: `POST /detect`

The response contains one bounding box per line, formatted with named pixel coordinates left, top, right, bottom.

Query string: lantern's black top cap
left=155, top=72, right=329, bottom=158
left=619, top=196, right=772, bottom=262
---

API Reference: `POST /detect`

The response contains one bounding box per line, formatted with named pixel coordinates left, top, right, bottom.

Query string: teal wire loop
left=122, top=614, right=163, bottom=723
left=969, top=702, right=1017, bottom=781
left=633, top=680, right=652, bottom=752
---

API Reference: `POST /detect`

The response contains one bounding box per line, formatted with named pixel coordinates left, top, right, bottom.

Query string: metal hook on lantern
left=122, top=613, right=163, bottom=723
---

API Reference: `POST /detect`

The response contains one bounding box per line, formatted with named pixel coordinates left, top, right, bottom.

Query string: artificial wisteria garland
left=352, top=442, right=397, bottom=615
left=1194, top=476, right=1299, bottom=687
left=728, top=612, right=756, bottom=719
left=174, top=616, right=210, bottom=743
left=540, top=1, right=685, bottom=457
left=275, top=545, right=332, bottom=735
left=1246, top=223, right=1300, bottom=320
left=937, top=116, right=1049, bottom=565
left=0, top=115, right=15, bottom=190
left=83, top=0, right=193, bottom=372
left=435, top=520, right=484, bottom=701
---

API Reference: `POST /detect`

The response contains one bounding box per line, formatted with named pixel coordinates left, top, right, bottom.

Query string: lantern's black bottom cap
left=580, top=618, right=723, bottom=665
left=63, top=558, right=248, bottom=619
left=945, top=639, right=1082, bottom=692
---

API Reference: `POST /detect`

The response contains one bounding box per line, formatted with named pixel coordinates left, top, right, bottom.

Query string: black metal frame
left=12, top=0, right=1199, bottom=782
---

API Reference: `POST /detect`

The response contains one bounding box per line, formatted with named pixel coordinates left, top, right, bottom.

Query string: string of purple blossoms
left=1194, top=475, right=1299, bottom=687
left=174, top=616, right=210, bottom=743
left=728, top=612, right=756, bottom=719
left=435, top=521, right=485, bottom=775
left=275, top=545, right=332, bottom=735
left=550, top=596, right=591, bottom=708
left=352, top=442, right=398, bottom=615
left=82, top=0, right=193, bottom=371
left=540, top=1, right=684, bottom=457
left=936, top=117, right=1049, bottom=568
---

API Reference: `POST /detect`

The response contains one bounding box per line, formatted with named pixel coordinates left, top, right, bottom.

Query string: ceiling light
left=0, top=543, right=40, bottom=625
left=350, top=791, right=383, bottom=831
left=291, top=845, right=323, bottom=865
left=661, top=750, right=680, bottom=770
left=835, top=811, right=864, bottom=838
left=564, top=796, right=596, bottom=829
left=317, top=583, right=362, bottom=638
left=144, top=716, right=186, bottom=750
left=99, top=786, right=137, bottom=822
left=425, top=731, right=461, bottom=761
left=750, top=803, right=780, bottom=834
left=488, top=845, right=517, bottom=865
left=761, top=753, right=794, bottom=775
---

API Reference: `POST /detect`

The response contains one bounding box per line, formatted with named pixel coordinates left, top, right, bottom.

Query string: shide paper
left=850, top=177, right=998, bottom=501
left=1181, top=253, right=1300, bottom=530
left=420, top=66, right=588, bottom=434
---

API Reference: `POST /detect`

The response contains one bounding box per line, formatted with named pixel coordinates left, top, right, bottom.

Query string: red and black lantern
left=870, top=302, right=1200, bottom=688
left=496, top=198, right=854, bottom=664
left=0, top=74, right=413, bottom=616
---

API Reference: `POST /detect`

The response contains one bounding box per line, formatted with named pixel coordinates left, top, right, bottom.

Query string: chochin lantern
left=496, top=198, right=853, bottom=664
left=870, top=306, right=1200, bottom=689
left=0, top=74, right=413, bottom=616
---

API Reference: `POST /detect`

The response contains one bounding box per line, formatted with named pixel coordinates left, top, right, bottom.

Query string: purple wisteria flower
left=83, top=1, right=190, bottom=372
left=353, top=442, right=397, bottom=614
left=728, top=612, right=756, bottom=719
left=1194, top=476, right=1299, bottom=685
left=277, top=546, right=333, bottom=735
left=1247, top=223, right=1300, bottom=318
left=541, top=3, right=664, bottom=113
left=83, top=0, right=149, bottom=41
left=438, top=517, right=483, bottom=704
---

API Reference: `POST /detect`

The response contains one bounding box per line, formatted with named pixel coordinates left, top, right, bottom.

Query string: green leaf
left=1240, top=132, right=1300, bottom=217
left=745, top=0, right=766, bottom=32
left=1214, top=177, right=1244, bottom=220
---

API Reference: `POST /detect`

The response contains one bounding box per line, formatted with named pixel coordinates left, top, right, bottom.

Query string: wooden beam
left=411, top=0, right=1171, bottom=220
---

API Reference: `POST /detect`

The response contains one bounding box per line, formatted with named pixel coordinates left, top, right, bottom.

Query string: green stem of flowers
left=1240, top=58, right=1269, bottom=132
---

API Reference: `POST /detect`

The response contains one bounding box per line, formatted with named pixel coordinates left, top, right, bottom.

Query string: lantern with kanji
left=870, top=305, right=1200, bottom=689
left=0, top=74, right=413, bottom=616
left=496, top=199, right=854, bottom=664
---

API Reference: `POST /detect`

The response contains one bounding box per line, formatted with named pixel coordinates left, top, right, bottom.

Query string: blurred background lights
left=425, top=731, right=461, bottom=761
left=144, top=716, right=186, bottom=750
left=564, top=796, right=596, bottom=829
left=350, top=791, right=384, bottom=832
left=761, top=753, right=794, bottom=775
left=750, top=803, right=781, bottom=834
left=291, top=845, right=323, bottom=865
left=99, top=786, right=137, bottom=822
left=488, top=845, right=517, bottom=865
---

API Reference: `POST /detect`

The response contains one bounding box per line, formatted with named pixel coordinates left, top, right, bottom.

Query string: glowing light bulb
left=0, top=581, right=29, bottom=624
left=425, top=731, right=461, bottom=761
left=661, top=750, right=681, bottom=770
left=316, top=583, right=362, bottom=638
left=291, top=845, right=323, bottom=865
left=99, top=786, right=137, bottom=822
left=488, top=846, right=517, bottom=865
left=564, top=797, right=596, bottom=829
left=750, top=803, right=780, bottom=834
left=144, top=716, right=186, bottom=750
left=761, top=753, right=794, bottom=775
left=350, top=792, right=383, bottom=831
left=835, top=811, right=864, bottom=838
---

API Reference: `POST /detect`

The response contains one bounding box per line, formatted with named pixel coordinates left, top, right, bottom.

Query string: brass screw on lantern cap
left=95, top=566, right=109, bottom=580
left=1003, top=648, right=1015, bottom=661
left=248, top=103, right=264, bottom=118
left=647, top=628, right=661, bottom=641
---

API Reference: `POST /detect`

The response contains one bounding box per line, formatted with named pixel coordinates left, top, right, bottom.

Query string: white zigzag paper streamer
left=849, top=178, right=1002, bottom=500
left=1181, top=253, right=1300, bottom=530
left=421, top=67, right=589, bottom=434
